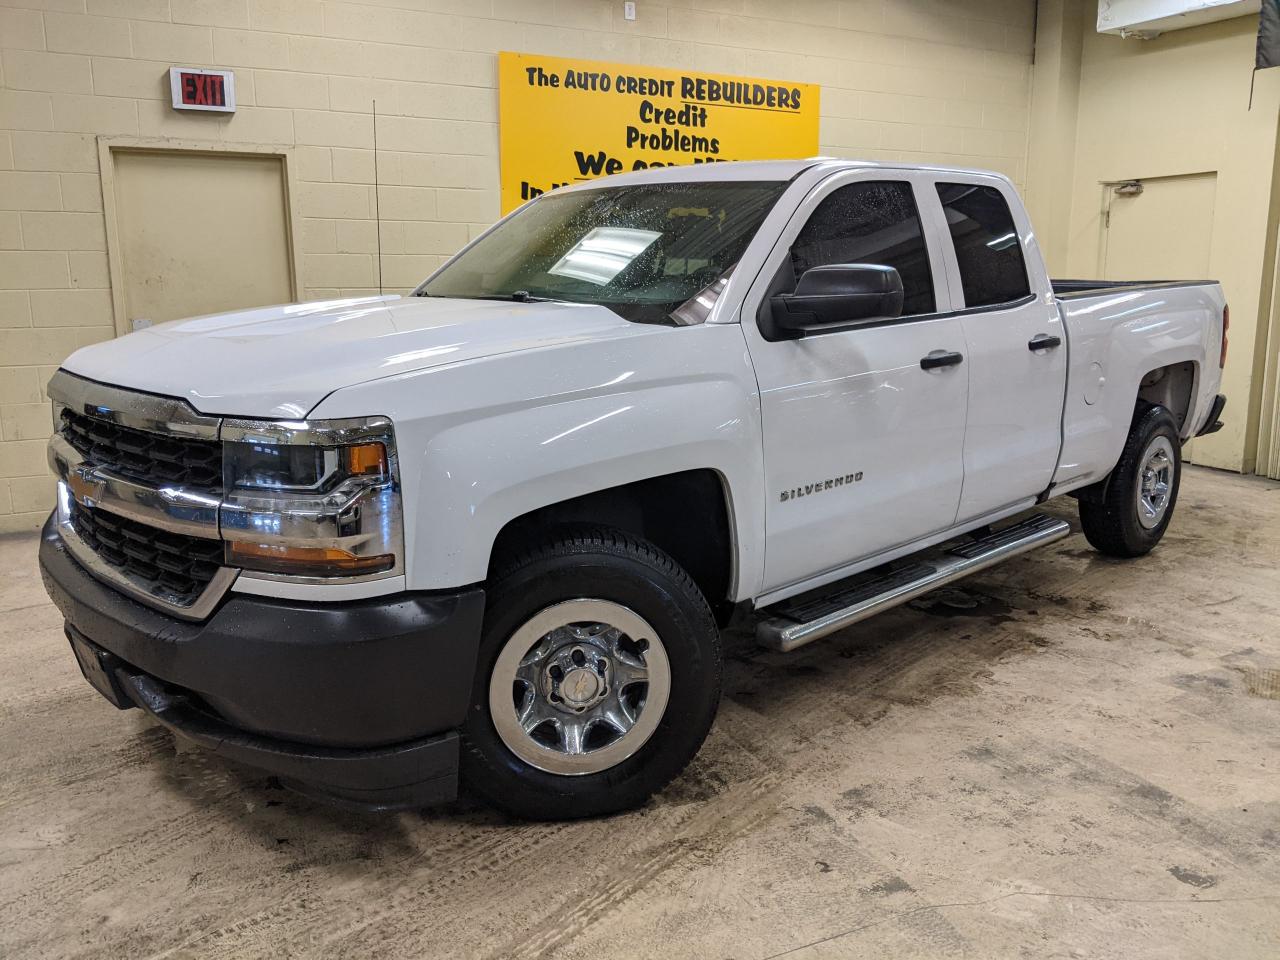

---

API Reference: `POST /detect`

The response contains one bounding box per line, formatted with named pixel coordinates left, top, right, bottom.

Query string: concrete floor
left=1, top=464, right=1277, bottom=959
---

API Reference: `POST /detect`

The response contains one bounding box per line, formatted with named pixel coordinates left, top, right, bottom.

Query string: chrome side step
left=756, top=513, right=1071, bottom=652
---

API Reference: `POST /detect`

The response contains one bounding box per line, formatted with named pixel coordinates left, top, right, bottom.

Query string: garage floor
left=2, top=465, right=1277, bottom=959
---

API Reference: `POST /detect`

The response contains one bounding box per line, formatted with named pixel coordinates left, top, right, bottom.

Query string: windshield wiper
left=415, top=290, right=566, bottom=303
left=457, top=291, right=564, bottom=303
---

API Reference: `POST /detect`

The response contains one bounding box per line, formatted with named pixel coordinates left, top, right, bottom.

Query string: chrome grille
left=47, top=371, right=238, bottom=620
left=70, top=502, right=223, bottom=607
left=60, top=407, right=223, bottom=491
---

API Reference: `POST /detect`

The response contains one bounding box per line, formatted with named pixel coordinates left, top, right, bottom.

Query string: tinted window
left=935, top=182, right=1031, bottom=308
left=790, top=181, right=935, bottom=315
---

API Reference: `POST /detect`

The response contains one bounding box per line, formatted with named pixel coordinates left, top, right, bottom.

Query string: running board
left=756, top=514, right=1071, bottom=652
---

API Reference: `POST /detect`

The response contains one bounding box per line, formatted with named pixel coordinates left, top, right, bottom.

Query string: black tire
left=1079, top=402, right=1182, bottom=558
left=460, top=527, right=722, bottom=820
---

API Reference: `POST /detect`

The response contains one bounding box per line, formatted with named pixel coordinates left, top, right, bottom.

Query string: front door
left=931, top=177, right=1067, bottom=521
left=740, top=171, right=968, bottom=595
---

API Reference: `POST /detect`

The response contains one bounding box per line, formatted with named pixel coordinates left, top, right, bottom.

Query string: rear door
left=929, top=176, right=1066, bottom=521
left=740, top=170, right=969, bottom=595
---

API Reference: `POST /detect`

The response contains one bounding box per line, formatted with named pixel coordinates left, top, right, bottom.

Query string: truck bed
left=1051, top=275, right=1225, bottom=490
left=1051, top=278, right=1219, bottom=299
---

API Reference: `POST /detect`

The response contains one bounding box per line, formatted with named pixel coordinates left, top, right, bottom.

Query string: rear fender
left=1054, top=284, right=1223, bottom=488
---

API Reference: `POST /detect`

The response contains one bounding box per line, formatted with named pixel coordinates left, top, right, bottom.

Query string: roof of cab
left=553, top=157, right=1012, bottom=193
left=557, top=157, right=829, bottom=191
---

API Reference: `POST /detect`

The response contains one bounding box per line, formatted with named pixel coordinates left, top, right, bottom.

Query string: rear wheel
left=461, top=528, right=722, bottom=820
left=1079, top=403, right=1182, bottom=557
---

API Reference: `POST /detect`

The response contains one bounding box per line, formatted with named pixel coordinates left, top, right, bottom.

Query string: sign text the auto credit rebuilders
left=498, top=52, right=819, bottom=214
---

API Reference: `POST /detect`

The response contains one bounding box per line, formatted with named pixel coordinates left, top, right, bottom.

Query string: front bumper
left=40, top=515, right=485, bottom=809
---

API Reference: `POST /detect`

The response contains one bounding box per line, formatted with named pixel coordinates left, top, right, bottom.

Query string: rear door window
left=935, top=182, right=1031, bottom=308
left=790, top=181, right=936, bottom=316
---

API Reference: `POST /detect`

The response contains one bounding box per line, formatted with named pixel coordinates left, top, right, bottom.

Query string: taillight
left=1220, top=304, right=1229, bottom=368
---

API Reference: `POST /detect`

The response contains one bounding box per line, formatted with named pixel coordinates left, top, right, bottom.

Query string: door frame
left=1258, top=216, right=1280, bottom=478
left=96, top=137, right=305, bottom=338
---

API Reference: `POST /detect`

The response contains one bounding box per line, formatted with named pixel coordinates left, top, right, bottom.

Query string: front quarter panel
left=310, top=322, right=765, bottom=598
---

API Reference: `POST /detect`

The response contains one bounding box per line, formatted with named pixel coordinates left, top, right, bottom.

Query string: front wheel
left=460, top=528, right=722, bottom=820
left=1079, top=402, right=1182, bottom=557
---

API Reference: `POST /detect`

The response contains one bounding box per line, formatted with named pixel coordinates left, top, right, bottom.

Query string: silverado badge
left=780, top=472, right=863, bottom=502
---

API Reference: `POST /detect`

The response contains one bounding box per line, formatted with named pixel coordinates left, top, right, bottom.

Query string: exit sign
left=169, top=67, right=235, bottom=113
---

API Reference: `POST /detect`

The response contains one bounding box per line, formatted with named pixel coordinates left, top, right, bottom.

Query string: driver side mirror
left=764, top=263, right=904, bottom=340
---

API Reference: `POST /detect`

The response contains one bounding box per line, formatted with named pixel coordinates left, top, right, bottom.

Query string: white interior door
left=1103, top=173, right=1216, bottom=282
left=111, top=149, right=296, bottom=331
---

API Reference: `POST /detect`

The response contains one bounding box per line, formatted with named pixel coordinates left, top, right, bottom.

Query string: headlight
left=219, top=417, right=403, bottom=581
left=224, top=439, right=388, bottom=492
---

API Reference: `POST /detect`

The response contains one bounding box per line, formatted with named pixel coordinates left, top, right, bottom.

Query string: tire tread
left=461, top=525, right=721, bottom=820
left=1079, top=402, right=1180, bottom=558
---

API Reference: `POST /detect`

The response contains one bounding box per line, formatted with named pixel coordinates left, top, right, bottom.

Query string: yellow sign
left=498, top=51, right=820, bottom=214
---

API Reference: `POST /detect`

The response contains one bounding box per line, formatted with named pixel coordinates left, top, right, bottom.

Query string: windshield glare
left=417, top=181, right=786, bottom=324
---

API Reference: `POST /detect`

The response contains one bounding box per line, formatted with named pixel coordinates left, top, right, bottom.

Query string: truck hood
left=61, top=295, right=646, bottom=417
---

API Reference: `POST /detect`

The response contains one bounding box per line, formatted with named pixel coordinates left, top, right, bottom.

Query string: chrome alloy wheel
left=1135, top=435, right=1175, bottom=529
left=488, top=599, right=672, bottom=776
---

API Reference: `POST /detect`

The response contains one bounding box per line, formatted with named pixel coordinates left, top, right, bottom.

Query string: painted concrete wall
left=1022, top=0, right=1083, bottom=273
left=0, top=0, right=1037, bottom=532
left=1051, top=4, right=1280, bottom=472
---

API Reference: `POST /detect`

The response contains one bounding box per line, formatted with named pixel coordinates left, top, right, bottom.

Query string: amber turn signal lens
left=227, top=540, right=395, bottom=576
left=344, top=441, right=388, bottom=477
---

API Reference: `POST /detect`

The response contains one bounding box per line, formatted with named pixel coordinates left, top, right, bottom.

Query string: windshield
left=416, top=181, right=787, bottom=324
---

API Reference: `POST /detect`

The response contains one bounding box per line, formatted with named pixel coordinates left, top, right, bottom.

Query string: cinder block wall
left=0, top=0, right=1035, bottom=532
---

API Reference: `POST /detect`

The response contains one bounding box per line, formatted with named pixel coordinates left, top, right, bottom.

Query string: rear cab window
left=935, top=182, right=1031, bottom=308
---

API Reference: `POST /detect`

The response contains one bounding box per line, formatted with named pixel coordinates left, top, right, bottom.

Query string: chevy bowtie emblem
left=67, top=464, right=103, bottom=506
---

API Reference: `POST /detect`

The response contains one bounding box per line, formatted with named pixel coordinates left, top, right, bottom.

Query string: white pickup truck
left=39, top=159, right=1227, bottom=819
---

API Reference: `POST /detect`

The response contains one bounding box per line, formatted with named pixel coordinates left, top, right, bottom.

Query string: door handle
left=1028, top=333, right=1062, bottom=351
left=920, top=350, right=964, bottom=370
